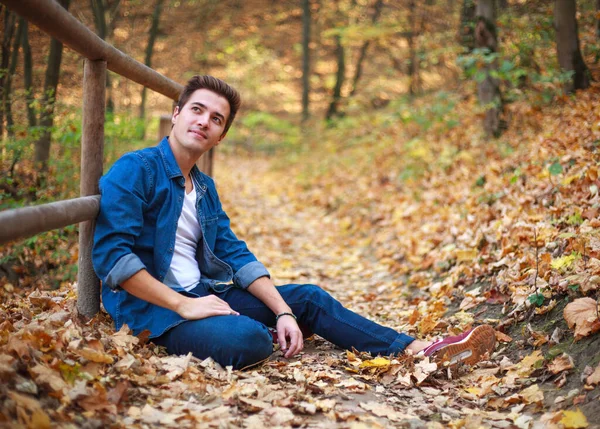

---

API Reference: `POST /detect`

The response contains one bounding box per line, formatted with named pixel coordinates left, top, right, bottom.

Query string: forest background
left=1, top=0, right=600, bottom=427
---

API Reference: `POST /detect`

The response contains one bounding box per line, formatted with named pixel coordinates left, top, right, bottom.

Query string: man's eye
left=213, top=117, right=221, bottom=124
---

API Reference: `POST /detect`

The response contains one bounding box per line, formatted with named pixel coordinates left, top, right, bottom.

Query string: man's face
left=170, top=89, right=230, bottom=156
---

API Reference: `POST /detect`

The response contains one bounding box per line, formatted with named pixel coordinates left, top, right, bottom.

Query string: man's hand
left=276, top=315, right=303, bottom=358
left=175, top=295, right=239, bottom=320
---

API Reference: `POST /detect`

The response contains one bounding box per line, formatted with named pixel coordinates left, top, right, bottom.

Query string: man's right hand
left=122, top=270, right=239, bottom=320
left=175, top=295, right=239, bottom=320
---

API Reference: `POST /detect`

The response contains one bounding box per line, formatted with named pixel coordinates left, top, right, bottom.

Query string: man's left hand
left=276, top=315, right=303, bottom=358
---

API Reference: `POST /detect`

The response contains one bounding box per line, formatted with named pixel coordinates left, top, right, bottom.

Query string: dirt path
left=213, top=155, right=530, bottom=428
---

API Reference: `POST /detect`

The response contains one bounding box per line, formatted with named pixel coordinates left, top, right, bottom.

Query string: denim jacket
left=92, top=137, right=270, bottom=337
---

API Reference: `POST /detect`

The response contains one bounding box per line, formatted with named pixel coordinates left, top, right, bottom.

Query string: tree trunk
left=349, top=0, right=383, bottom=97
left=301, top=0, right=311, bottom=122
left=34, top=0, right=71, bottom=166
left=459, top=0, right=476, bottom=52
left=407, top=0, right=421, bottom=97
left=475, top=0, right=503, bottom=137
left=0, top=10, right=17, bottom=138
left=554, top=0, right=590, bottom=93
left=90, top=0, right=120, bottom=113
left=21, top=19, right=36, bottom=128
left=597, top=0, right=600, bottom=41
left=326, top=34, right=345, bottom=121
left=4, top=17, right=23, bottom=138
left=139, top=0, right=165, bottom=136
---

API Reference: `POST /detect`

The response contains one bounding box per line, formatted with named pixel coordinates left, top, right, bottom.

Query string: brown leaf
left=586, top=363, right=600, bottom=385
left=74, top=347, right=115, bottom=364
left=548, top=354, right=574, bottom=375
left=9, top=391, right=51, bottom=429
left=29, top=364, right=68, bottom=393
left=563, top=298, right=600, bottom=340
left=495, top=331, right=512, bottom=343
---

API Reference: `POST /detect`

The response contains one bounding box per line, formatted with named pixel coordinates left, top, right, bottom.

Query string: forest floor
left=2, top=83, right=600, bottom=427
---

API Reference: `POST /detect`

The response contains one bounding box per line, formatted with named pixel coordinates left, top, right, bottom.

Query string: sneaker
left=421, top=325, right=496, bottom=367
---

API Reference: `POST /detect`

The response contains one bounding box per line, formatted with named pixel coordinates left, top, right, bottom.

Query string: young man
left=92, top=75, right=496, bottom=370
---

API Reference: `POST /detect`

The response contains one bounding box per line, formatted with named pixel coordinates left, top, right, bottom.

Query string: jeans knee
left=230, top=322, right=273, bottom=369
left=300, top=283, right=330, bottom=303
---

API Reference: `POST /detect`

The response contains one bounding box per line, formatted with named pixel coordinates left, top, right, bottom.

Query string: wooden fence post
left=158, top=114, right=171, bottom=140
left=77, top=59, right=106, bottom=318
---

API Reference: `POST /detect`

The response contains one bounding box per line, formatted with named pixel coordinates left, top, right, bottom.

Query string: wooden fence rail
left=0, top=0, right=209, bottom=317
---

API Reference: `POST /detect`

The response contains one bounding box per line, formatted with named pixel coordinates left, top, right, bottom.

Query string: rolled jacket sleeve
left=93, top=153, right=150, bottom=289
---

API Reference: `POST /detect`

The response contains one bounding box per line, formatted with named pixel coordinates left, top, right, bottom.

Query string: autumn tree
left=0, top=8, right=17, bottom=138
left=139, top=0, right=165, bottom=137
left=34, top=0, right=72, bottom=166
left=21, top=19, right=35, bottom=129
left=459, top=0, right=476, bottom=52
left=301, top=0, right=311, bottom=122
left=349, top=0, right=383, bottom=97
left=325, top=1, right=346, bottom=121
left=554, top=0, right=590, bottom=93
left=475, top=0, right=503, bottom=137
left=90, top=0, right=121, bottom=113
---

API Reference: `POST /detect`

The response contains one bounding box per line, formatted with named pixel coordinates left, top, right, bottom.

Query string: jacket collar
left=158, top=137, right=184, bottom=180
left=158, top=137, right=209, bottom=190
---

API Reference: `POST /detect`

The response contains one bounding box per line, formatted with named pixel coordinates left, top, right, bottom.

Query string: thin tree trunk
left=326, top=34, right=345, bottom=121
left=459, top=0, right=476, bottom=52
left=350, top=0, right=383, bottom=96
left=407, top=0, right=421, bottom=96
left=301, top=0, right=311, bottom=122
left=597, top=0, right=600, bottom=41
left=35, top=0, right=71, bottom=166
left=90, top=0, right=120, bottom=113
left=4, top=18, right=23, bottom=138
left=475, top=0, right=503, bottom=137
left=139, top=0, right=165, bottom=136
left=1, top=11, right=17, bottom=138
left=554, top=0, right=590, bottom=93
left=21, top=19, right=36, bottom=128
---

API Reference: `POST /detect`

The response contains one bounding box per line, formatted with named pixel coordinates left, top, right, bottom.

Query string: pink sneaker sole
left=431, top=325, right=496, bottom=367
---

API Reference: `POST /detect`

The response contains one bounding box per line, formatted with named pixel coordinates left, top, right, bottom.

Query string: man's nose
left=196, top=112, right=210, bottom=127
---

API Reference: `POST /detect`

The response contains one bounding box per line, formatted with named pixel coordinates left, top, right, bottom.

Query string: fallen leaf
left=74, top=347, right=115, bottom=364
left=29, top=364, right=68, bottom=393
left=548, top=354, right=574, bottom=375
left=359, top=401, right=414, bottom=421
left=586, top=363, right=600, bottom=385
left=495, top=331, right=512, bottom=343
left=563, top=298, right=600, bottom=340
left=9, top=391, right=51, bottom=429
left=560, top=408, right=589, bottom=428
left=359, top=357, right=391, bottom=369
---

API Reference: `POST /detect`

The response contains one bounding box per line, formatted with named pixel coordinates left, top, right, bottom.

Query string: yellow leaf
left=359, top=357, right=391, bottom=368
left=551, top=253, right=579, bottom=271
left=560, top=409, right=589, bottom=428
left=456, top=249, right=478, bottom=262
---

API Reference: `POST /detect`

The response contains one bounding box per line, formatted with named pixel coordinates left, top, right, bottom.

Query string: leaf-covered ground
left=2, top=84, right=600, bottom=427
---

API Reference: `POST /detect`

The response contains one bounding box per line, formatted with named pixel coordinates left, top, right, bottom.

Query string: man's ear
left=172, top=106, right=180, bottom=125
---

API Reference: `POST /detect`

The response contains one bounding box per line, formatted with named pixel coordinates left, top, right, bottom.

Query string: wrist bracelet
left=275, top=312, right=297, bottom=322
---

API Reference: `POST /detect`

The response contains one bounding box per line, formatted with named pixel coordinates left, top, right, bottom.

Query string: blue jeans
left=152, top=283, right=415, bottom=369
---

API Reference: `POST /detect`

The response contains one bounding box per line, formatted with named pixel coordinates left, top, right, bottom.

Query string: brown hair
left=177, top=75, right=241, bottom=135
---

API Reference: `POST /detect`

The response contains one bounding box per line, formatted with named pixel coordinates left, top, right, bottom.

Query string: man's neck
left=168, top=136, right=202, bottom=178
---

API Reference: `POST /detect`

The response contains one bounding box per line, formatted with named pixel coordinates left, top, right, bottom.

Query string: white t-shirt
left=170, top=184, right=202, bottom=290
